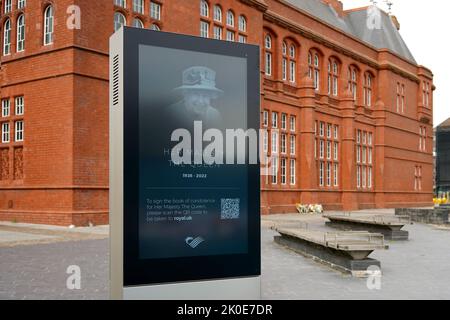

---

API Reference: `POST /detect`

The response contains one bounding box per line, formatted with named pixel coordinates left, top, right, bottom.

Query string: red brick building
left=0, top=0, right=434, bottom=225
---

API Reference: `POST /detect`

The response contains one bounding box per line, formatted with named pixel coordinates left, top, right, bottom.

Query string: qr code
left=221, top=199, right=240, bottom=220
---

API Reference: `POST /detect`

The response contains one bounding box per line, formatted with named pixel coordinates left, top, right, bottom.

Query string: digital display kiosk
left=110, top=27, right=260, bottom=300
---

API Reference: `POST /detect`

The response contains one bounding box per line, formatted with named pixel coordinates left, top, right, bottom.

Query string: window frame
left=44, top=5, right=54, bottom=45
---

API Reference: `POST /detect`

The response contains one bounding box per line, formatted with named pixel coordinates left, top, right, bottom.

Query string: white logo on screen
left=185, top=236, right=205, bottom=249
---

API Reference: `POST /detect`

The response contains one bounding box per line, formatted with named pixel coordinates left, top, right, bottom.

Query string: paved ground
left=1, top=210, right=450, bottom=300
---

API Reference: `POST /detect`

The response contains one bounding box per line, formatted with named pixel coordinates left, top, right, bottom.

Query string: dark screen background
left=138, top=44, right=249, bottom=260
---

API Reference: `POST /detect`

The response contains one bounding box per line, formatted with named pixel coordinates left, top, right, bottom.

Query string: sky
left=341, top=0, right=449, bottom=127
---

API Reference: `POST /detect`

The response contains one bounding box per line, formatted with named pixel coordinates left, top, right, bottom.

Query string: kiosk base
left=122, top=276, right=261, bottom=300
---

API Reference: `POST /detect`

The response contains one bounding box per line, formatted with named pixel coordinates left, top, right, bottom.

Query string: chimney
left=390, top=15, right=400, bottom=30
left=322, top=0, right=344, bottom=17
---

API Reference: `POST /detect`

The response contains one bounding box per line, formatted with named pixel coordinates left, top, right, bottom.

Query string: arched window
left=238, top=15, right=246, bottom=32
left=200, top=0, right=209, bottom=17
left=150, top=24, right=160, bottom=31
left=114, top=12, right=126, bottom=32
left=44, top=6, right=54, bottom=45
left=133, top=18, right=144, bottom=28
left=214, top=5, right=222, bottom=22
left=309, top=51, right=320, bottom=91
left=265, top=34, right=272, bottom=76
left=17, top=15, right=25, bottom=52
left=364, top=73, right=373, bottom=107
left=348, top=66, right=358, bottom=100
left=227, top=10, right=234, bottom=27
left=328, top=58, right=339, bottom=96
left=3, top=19, right=11, bottom=55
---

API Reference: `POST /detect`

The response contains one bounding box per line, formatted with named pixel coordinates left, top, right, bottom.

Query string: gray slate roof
left=285, top=0, right=416, bottom=63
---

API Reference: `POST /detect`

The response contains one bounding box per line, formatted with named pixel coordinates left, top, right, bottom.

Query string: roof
left=438, top=118, right=450, bottom=129
left=284, top=0, right=416, bottom=63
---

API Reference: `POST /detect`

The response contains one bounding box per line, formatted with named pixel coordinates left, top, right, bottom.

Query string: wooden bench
left=273, top=225, right=388, bottom=277
left=323, top=213, right=411, bottom=241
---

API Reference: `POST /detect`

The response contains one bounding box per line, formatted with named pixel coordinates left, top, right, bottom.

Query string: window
left=271, top=131, right=278, bottom=154
left=133, top=0, right=144, bottom=14
left=281, top=158, right=287, bottom=185
left=364, top=73, right=373, bottom=107
left=309, top=52, right=320, bottom=91
left=18, top=0, right=26, bottom=10
left=327, top=141, right=331, bottom=160
left=319, top=162, right=324, bottom=187
left=200, top=21, right=209, bottom=38
left=290, top=135, right=296, bottom=155
left=356, top=166, right=361, bottom=188
left=334, top=163, right=339, bottom=186
left=15, top=97, right=24, bottom=116
left=272, top=157, right=278, bottom=184
left=401, top=84, right=405, bottom=113
left=264, top=35, right=272, bottom=76
left=150, top=24, right=160, bottom=31
left=2, top=122, right=9, bottom=143
left=281, top=113, right=287, bottom=130
left=133, top=18, right=144, bottom=28
left=2, top=99, right=10, bottom=117
left=271, top=112, right=277, bottom=128
left=419, top=126, right=427, bottom=152
left=334, top=142, right=338, bottom=161
left=319, top=122, right=324, bottom=137
left=200, top=0, right=209, bottom=17
left=423, top=81, right=431, bottom=108
left=289, top=60, right=296, bottom=83
left=213, top=26, right=222, bottom=40
left=348, top=66, right=358, bottom=100
left=414, top=166, right=422, bottom=191
left=263, top=110, right=268, bottom=127
left=328, top=59, right=339, bottom=96
left=290, top=116, right=295, bottom=132
left=327, top=124, right=332, bottom=139
left=238, top=35, right=247, bottom=43
left=319, top=140, right=324, bottom=159
left=226, top=30, right=234, bottom=42
left=150, top=2, right=161, bottom=20
left=15, top=121, right=24, bottom=142
left=114, top=0, right=126, bottom=7
left=17, top=15, right=25, bottom=52
left=396, top=82, right=405, bottom=113
left=226, top=10, right=234, bottom=27
left=4, top=0, right=12, bottom=13
left=282, top=42, right=287, bottom=81
left=326, top=162, right=331, bottom=187
left=238, top=15, right=246, bottom=32
left=281, top=134, right=286, bottom=154
left=3, top=19, right=11, bottom=55
left=44, top=6, right=54, bottom=45
left=213, top=5, right=222, bottom=22
left=356, top=129, right=373, bottom=189
left=334, top=125, right=338, bottom=140
left=263, top=130, right=268, bottom=153
left=290, top=159, right=296, bottom=185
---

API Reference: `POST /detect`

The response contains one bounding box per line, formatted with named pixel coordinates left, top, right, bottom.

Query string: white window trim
left=44, top=6, right=54, bottom=45
left=2, top=122, right=10, bottom=143
left=15, top=120, right=24, bottom=142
